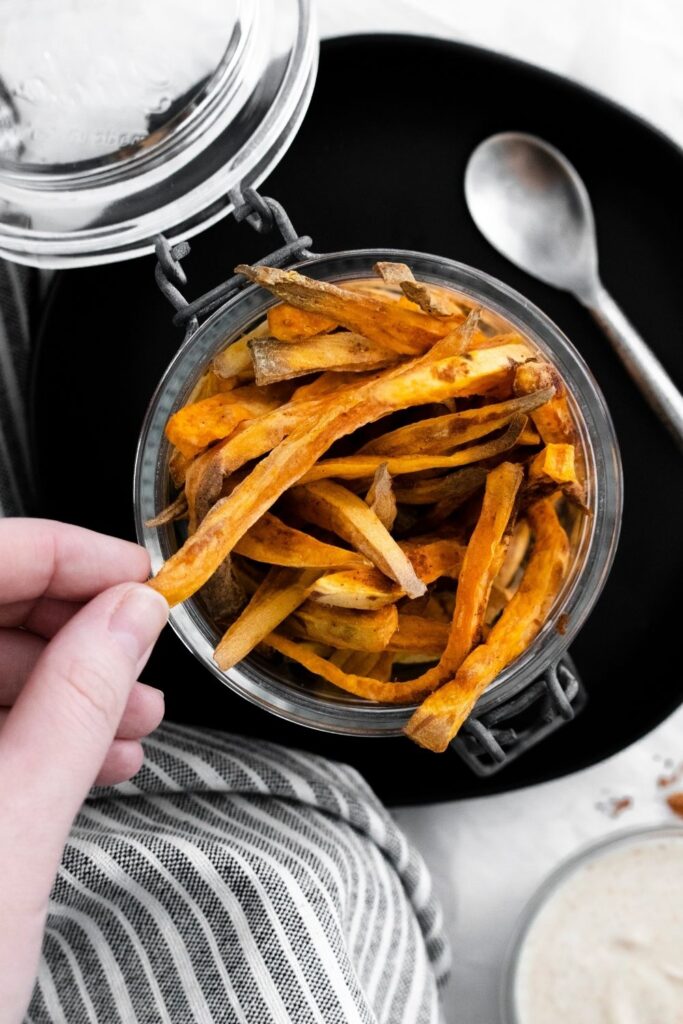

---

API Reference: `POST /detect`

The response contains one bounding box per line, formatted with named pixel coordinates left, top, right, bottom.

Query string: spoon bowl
left=465, top=131, right=683, bottom=451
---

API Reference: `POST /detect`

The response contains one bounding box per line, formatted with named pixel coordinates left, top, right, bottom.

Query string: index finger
left=0, top=519, right=150, bottom=603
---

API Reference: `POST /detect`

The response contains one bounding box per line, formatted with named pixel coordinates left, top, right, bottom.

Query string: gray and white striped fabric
left=27, top=723, right=449, bottom=1024
left=1, top=261, right=450, bottom=1022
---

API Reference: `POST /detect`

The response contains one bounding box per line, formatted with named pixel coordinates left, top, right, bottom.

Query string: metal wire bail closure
left=153, top=187, right=313, bottom=342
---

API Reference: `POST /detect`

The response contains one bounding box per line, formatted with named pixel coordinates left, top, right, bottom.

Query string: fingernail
left=109, top=586, right=169, bottom=662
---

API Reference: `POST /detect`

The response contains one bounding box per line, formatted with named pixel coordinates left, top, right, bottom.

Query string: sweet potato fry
left=233, top=512, right=366, bottom=569
left=495, top=519, right=531, bottom=589
left=250, top=332, right=397, bottom=385
left=236, top=264, right=464, bottom=354
left=300, top=414, right=527, bottom=483
left=289, top=601, right=398, bottom=651
left=365, top=464, right=397, bottom=531
left=395, top=466, right=489, bottom=506
left=169, top=447, right=193, bottom=488
left=437, top=461, right=523, bottom=673
left=387, top=615, right=449, bottom=655
left=308, top=536, right=464, bottom=608
left=404, top=498, right=570, bottom=750
left=165, top=385, right=282, bottom=458
left=265, top=632, right=442, bottom=703
left=374, top=261, right=464, bottom=317
left=529, top=444, right=577, bottom=486
left=145, top=491, right=188, bottom=528
left=199, top=556, right=247, bottom=630
left=514, top=361, right=578, bottom=447
left=267, top=304, right=337, bottom=341
left=214, top=567, right=320, bottom=670
left=360, top=388, right=553, bottom=457
left=291, top=480, right=427, bottom=599
left=309, top=567, right=402, bottom=608
left=150, top=343, right=530, bottom=605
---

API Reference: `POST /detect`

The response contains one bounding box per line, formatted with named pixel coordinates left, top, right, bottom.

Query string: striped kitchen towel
left=27, top=722, right=450, bottom=1024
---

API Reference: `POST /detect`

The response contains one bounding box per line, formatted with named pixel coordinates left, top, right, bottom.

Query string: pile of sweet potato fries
left=147, top=261, right=586, bottom=752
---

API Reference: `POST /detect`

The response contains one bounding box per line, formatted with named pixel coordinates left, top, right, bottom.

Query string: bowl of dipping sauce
left=503, top=826, right=683, bottom=1024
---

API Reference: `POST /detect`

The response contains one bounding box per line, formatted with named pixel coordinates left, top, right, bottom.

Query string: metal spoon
left=464, top=131, right=683, bottom=450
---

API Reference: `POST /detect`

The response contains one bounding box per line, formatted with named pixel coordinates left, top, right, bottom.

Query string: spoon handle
left=585, top=284, right=683, bottom=452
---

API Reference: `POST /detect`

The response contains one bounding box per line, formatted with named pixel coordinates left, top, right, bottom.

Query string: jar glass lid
left=0, top=0, right=317, bottom=267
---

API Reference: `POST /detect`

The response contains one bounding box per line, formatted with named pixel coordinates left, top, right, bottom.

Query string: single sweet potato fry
left=395, top=466, right=489, bottom=506
left=299, top=414, right=527, bottom=483
left=289, top=601, right=398, bottom=651
left=374, top=261, right=464, bottom=316
left=514, top=361, right=578, bottom=447
left=387, top=615, right=449, bottom=655
left=365, top=464, right=397, bottom=531
left=308, top=536, right=463, bottom=608
left=360, top=388, right=553, bottom=457
left=165, top=384, right=282, bottom=458
left=291, top=480, right=427, bottom=599
left=233, top=512, right=366, bottom=569
left=265, top=632, right=443, bottom=703
left=404, top=498, right=569, bottom=751
left=250, top=332, right=397, bottom=385
left=529, top=444, right=577, bottom=486
left=267, top=304, right=337, bottom=340
left=437, top=461, right=523, bottom=673
left=214, top=567, right=320, bottom=670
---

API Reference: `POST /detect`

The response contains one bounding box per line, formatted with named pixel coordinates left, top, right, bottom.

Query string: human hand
left=0, top=520, right=168, bottom=1024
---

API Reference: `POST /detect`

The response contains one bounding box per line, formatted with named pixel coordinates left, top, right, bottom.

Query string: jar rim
left=134, top=246, right=623, bottom=737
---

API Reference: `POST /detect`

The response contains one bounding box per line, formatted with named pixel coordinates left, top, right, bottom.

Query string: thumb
left=0, top=582, right=168, bottom=877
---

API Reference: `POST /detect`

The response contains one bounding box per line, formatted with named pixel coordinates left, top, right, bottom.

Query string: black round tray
left=31, top=35, right=683, bottom=805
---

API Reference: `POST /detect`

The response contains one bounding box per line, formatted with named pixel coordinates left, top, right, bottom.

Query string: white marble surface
left=317, top=3, right=683, bottom=1021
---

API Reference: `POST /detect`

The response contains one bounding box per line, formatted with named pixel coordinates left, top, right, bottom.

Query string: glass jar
left=0, top=0, right=317, bottom=267
left=134, top=248, right=623, bottom=740
left=501, top=825, right=683, bottom=1024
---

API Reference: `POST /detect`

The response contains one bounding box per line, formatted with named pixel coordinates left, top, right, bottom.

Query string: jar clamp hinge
left=452, top=655, right=586, bottom=776
left=153, top=187, right=314, bottom=342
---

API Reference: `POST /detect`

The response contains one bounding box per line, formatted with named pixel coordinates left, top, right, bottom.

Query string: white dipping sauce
left=515, top=833, right=683, bottom=1024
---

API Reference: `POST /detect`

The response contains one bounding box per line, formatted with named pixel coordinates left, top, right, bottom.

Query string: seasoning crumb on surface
left=666, top=792, right=683, bottom=818
left=595, top=795, right=633, bottom=818
left=556, top=612, right=569, bottom=635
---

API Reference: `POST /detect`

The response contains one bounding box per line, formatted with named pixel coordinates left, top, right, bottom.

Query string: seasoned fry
left=199, top=556, right=247, bottom=629
left=289, top=601, right=398, bottom=651
left=165, top=385, right=282, bottom=458
left=308, top=536, right=463, bottom=608
left=149, top=344, right=529, bottom=605
left=364, top=464, right=397, bottom=531
left=267, top=304, right=337, bottom=341
left=394, top=466, right=489, bottom=505
left=291, top=480, right=427, bottom=599
left=250, top=332, right=397, bottom=385
left=495, top=519, right=531, bottom=589
left=387, top=615, right=449, bottom=655
left=529, top=444, right=577, bottom=486
left=214, top=567, right=320, bottom=670
left=300, top=415, right=527, bottom=483
left=514, top=361, right=578, bottom=447
left=233, top=512, right=366, bottom=569
left=145, top=491, right=188, bottom=528
left=437, top=462, right=523, bottom=673
left=404, top=498, right=570, bottom=750
left=149, top=263, right=587, bottom=750
left=266, top=632, right=443, bottom=703
left=236, top=264, right=464, bottom=354
left=374, top=261, right=464, bottom=316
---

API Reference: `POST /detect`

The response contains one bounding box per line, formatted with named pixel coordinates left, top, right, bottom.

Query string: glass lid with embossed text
left=0, top=0, right=317, bottom=267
